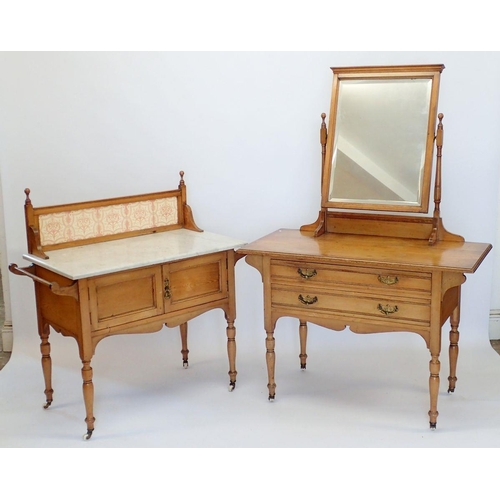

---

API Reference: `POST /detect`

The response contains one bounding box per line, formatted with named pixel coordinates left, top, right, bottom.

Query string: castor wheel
left=429, top=422, right=437, bottom=430
left=182, top=360, right=189, bottom=369
left=447, top=387, right=455, bottom=393
left=228, top=381, right=236, bottom=392
left=83, top=429, right=94, bottom=440
left=268, top=395, right=275, bottom=402
left=300, top=364, right=306, bottom=370
left=43, top=401, right=52, bottom=409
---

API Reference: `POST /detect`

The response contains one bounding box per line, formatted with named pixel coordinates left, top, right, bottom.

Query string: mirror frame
left=321, top=64, right=445, bottom=213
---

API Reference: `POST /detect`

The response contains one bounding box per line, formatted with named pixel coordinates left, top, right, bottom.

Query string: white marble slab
left=23, top=229, right=246, bottom=280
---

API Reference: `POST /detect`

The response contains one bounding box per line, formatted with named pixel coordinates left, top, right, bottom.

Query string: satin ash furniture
left=10, top=172, right=244, bottom=439
left=237, top=65, right=492, bottom=429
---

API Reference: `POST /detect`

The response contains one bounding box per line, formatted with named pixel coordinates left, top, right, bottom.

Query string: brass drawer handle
left=298, top=294, right=318, bottom=305
left=378, top=275, right=399, bottom=285
left=297, top=268, right=317, bottom=279
left=164, top=279, right=171, bottom=299
left=378, top=304, right=399, bottom=316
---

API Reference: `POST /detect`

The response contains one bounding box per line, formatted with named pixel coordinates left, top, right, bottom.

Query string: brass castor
left=83, top=429, right=94, bottom=440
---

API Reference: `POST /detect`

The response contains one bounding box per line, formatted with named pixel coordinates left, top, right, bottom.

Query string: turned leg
left=428, top=351, right=441, bottom=429
left=226, top=319, right=237, bottom=391
left=266, top=330, right=276, bottom=401
left=38, top=322, right=54, bottom=409
left=81, top=360, right=95, bottom=440
left=448, top=303, right=461, bottom=393
left=299, top=320, right=308, bottom=369
left=180, top=322, right=189, bottom=368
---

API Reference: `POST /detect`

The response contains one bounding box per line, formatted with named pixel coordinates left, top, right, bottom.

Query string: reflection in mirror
left=329, top=78, right=433, bottom=207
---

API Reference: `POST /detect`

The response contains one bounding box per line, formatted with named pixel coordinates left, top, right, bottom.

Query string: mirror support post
left=300, top=113, right=328, bottom=237
left=320, top=113, right=327, bottom=180
left=429, top=113, right=444, bottom=245
left=301, top=114, right=328, bottom=237
left=315, top=114, right=328, bottom=237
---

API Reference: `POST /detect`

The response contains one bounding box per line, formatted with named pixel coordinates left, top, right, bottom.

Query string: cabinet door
left=88, top=266, right=164, bottom=331
left=163, top=252, right=228, bottom=312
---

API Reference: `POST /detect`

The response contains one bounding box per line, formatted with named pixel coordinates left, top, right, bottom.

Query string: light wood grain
left=237, top=228, right=490, bottom=429
left=237, top=64, right=491, bottom=430
left=10, top=179, right=241, bottom=439
left=242, top=229, right=491, bottom=273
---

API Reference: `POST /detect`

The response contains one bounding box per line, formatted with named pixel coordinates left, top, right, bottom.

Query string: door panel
left=164, top=252, right=228, bottom=312
left=88, top=266, right=164, bottom=330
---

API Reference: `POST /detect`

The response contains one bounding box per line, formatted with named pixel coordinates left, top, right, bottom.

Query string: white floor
left=2, top=311, right=500, bottom=449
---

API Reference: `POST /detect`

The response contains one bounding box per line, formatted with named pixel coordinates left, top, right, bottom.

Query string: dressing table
left=237, top=64, right=492, bottom=429
left=9, top=172, right=244, bottom=439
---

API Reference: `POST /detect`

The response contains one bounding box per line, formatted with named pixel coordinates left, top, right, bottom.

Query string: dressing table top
left=24, top=229, right=245, bottom=280
left=238, top=229, right=491, bottom=274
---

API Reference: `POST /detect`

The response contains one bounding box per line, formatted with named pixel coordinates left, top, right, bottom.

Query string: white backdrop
left=1, top=51, right=499, bottom=348
left=1, top=52, right=500, bottom=451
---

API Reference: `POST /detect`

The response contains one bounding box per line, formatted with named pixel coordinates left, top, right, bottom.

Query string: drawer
left=271, top=260, right=431, bottom=295
left=164, top=252, right=228, bottom=312
left=88, top=266, right=164, bottom=331
left=271, top=286, right=430, bottom=325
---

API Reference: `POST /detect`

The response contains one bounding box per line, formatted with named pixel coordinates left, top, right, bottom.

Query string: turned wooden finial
left=320, top=114, right=327, bottom=146
left=24, top=188, right=31, bottom=205
left=179, top=171, right=185, bottom=186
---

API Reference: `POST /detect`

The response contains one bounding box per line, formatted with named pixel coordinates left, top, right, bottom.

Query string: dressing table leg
left=299, top=320, right=308, bottom=369
left=81, top=359, right=95, bottom=440
left=38, top=321, right=54, bottom=409
left=447, top=301, right=461, bottom=393
left=266, top=329, right=276, bottom=401
left=180, top=322, right=189, bottom=368
left=428, top=351, right=441, bottom=429
left=226, top=319, right=237, bottom=391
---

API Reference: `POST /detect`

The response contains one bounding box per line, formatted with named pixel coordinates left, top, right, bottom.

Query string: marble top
left=23, top=229, right=245, bottom=280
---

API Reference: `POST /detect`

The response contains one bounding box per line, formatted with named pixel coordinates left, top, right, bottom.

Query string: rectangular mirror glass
left=321, top=65, right=444, bottom=213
